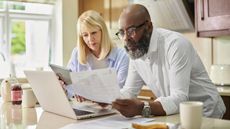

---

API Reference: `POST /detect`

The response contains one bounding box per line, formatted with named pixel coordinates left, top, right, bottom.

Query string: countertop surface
left=142, top=85, right=230, bottom=97
left=216, top=86, right=230, bottom=96
left=1, top=100, right=230, bottom=129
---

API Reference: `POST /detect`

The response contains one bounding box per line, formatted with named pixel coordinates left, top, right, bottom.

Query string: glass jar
left=10, top=76, right=22, bottom=105
left=11, top=84, right=22, bottom=105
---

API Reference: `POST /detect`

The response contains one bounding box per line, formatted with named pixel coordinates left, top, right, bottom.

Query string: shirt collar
left=87, top=48, right=116, bottom=68
left=139, top=27, right=158, bottom=60
left=147, top=27, right=158, bottom=55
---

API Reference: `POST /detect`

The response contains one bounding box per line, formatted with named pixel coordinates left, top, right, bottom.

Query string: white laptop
left=24, top=70, right=116, bottom=120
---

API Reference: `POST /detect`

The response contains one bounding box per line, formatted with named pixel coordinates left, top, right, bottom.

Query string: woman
left=66, top=10, right=129, bottom=99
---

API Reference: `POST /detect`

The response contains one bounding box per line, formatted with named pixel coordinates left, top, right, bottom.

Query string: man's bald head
left=117, top=4, right=153, bottom=60
left=119, top=4, right=151, bottom=25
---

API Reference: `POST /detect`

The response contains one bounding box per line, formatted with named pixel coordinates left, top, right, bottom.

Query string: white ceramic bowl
left=210, top=64, right=230, bottom=85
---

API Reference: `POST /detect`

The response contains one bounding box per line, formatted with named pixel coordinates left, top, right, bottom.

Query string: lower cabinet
left=221, top=96, right=230, bottom=120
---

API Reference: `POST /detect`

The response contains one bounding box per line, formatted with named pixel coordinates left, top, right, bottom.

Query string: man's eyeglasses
left=116, top=20, right=148, bottom=39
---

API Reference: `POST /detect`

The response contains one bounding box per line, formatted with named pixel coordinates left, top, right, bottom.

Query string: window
left=0, top=1, right=57, bottom=78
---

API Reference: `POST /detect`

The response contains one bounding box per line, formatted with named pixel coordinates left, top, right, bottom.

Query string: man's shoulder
left=156, top=28, right=181, bottom=38
left=155, top=28, right=192, bottom=51
left=157, top=28, right=188, bottom=43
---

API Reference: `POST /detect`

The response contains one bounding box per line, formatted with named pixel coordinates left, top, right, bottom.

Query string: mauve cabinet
left=195, top=0, right=230, bottom=37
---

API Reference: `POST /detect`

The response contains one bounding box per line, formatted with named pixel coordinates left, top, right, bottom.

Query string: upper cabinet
left=78, top=0, right=128, bottom=41
left=78, top=0, right=128, bottom=29
left=195, top=0, right=230, bottom=37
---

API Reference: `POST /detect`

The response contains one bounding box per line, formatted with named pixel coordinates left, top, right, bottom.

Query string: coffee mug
left=180, top=101, right=203, bottom=129
left=22, top=89, right=37, bottom=108
left=22, top=108, right=37, bottom=125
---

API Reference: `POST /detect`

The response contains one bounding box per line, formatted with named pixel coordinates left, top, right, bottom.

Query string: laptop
left=24, top=70, right=117, bottom=120
left=49, top=64, right=72, bottom=85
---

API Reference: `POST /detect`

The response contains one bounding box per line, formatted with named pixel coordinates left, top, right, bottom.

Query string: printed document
left=70, top=68, right=121, bottom=104
left=60, top=114, right=155, bottom=129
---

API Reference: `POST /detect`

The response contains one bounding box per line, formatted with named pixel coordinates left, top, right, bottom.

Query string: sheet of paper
left=70, top=68, right=121, bottom=103
left=60, top=114, right=155, bottom=129
left=72, top=101, right=113, bottom=113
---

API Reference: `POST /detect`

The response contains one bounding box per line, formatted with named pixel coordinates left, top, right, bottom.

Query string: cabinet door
left=221, top=96, right=230, bottom=120
left=78, top=0, right=110, bottom=27
left=78, top=0, right=128, bottom=30
left=110, top=0, right=128, bottom=29
left=195, top=0, right=230, bottom=37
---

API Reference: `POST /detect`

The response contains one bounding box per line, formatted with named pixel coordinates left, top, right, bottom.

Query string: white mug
left=22, top=108, right=37, bottom=125
left=180, top=101, right=203, bottom=129
left=22, top=89, right=37, bottom=108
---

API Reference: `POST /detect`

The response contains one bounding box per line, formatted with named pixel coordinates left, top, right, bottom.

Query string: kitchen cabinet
left=195, top=0, right=230, bottom=37
left=217, top=86, right=230, bottom=120
left=221, top=96, right=230, bottom=120
left=78, top=0, right=128, bottom=41
left=78, top=0, right=128, bottom=30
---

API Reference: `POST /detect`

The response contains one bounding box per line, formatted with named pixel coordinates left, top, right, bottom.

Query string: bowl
left=210, top=64, right=230, bottom=85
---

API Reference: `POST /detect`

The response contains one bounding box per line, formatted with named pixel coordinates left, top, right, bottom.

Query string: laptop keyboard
left=73, top=108, right=94, bottom=116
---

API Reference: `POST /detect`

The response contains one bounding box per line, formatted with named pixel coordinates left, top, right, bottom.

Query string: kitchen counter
left=140, top=85, right=230, bottom=97
left=217, top=86, right=230, bottom=96
left=0, top=77, right=28, bottom=84
left=139, top=85, right=230, bottom=120
left=1, top=100, right=230, bottom=129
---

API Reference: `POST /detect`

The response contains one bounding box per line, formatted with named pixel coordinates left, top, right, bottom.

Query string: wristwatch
left=142, top=101, right=151, bottom=117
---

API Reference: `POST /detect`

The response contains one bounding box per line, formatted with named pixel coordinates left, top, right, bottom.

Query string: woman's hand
left=75, top=95, right=108, bottom=108
left=95, top=102, right=109, bottom=108
left=75, top=95, right=87, bottom=102
left=57, top=75, right=67, bottom=93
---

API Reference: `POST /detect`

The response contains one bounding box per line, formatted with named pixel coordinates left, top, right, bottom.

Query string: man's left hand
left=112, top=99, right=144, bottom=117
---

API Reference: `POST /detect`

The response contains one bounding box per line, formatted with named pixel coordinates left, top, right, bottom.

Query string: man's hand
left=112, top=99, right=144, bottom=117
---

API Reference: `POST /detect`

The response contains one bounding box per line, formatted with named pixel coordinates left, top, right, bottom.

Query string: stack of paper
left=70, top=68, right=121, bottom=104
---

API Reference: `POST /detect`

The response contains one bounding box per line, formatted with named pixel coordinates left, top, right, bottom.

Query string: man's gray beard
left=127, top=47, right=147, bottom=59
left=125, top=32, right=151, bottom=60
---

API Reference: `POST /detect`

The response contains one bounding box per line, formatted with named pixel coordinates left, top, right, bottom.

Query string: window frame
left=0, top=1, right=56, bottom=78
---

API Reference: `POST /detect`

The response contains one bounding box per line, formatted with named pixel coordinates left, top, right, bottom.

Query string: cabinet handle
left=200, top=0, right=204, bottom=20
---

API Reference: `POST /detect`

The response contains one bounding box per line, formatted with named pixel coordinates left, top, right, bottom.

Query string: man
left=112, top=4, right=226, bottom=118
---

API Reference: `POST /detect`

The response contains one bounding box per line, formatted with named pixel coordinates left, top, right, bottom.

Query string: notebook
left=24, top=70, right=117, bottom=120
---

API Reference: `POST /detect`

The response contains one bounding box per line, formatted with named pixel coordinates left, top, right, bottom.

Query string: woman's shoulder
left=111, top=47, right=126, bottom=55
left=108, top=47, right=129, bottom=61
left=71, top=47, right=78, bottom=55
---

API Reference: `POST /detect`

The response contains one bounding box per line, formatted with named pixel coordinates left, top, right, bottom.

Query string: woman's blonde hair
left=76, top=10, right=113, bottom=64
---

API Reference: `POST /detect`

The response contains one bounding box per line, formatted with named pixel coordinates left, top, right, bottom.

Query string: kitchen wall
left=182, top=32, right=230, bottom=74
left=62, top=0, right=78, bottom=66
left=61, top=0, right=230, bottom=72
left=182, top=32, right=212, bottom=73
left=213, top=36, right=230, bottom=64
